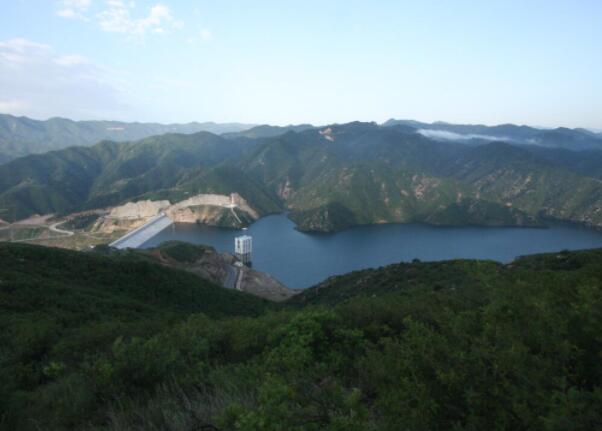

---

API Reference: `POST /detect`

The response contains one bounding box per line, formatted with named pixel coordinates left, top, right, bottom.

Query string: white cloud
left=200, top=29, right=212, bottom=42
left=98, top=1, right=176, bottom=36
left=54, top=54, right=88, bottom=67
left=56, top=0, right=91, bottom=21
left=417, top=129, right=510, bottom=142
left=0, top=38, right=129, bottom=119
left=0, top=38, right=52, bottom=66
left=56, top=1, right=183, bottom=39
left=187, top=29, right=213, bottom=44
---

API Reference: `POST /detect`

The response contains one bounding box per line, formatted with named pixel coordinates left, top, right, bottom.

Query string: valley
left=3, top=3, right=602, bottom=429
left=142, top=214, right=602, bottom=289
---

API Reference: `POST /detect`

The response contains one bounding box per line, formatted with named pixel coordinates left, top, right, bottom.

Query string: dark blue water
left=141, top=214, right=602, bottom=289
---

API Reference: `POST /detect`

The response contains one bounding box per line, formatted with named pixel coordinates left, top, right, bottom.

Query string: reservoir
left=141, top=214, right=602, bottom=289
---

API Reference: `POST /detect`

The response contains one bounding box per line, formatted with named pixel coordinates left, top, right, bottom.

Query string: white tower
left=235, top=235, right=252, bottom=265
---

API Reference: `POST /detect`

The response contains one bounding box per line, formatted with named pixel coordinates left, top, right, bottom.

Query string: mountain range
left=1, top=119, right=602, bottom=231
left=383, top=118, right=602, bottom=150
left=3, top=114, right=602, bottom=166
left=0, top=114, right=256, bottom=164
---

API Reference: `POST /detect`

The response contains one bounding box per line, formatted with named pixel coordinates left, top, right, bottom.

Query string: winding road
left=49, top=221, right=74, bottom=236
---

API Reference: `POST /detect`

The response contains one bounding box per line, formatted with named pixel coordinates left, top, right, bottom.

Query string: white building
left=235, top=235, right=252, bottom=265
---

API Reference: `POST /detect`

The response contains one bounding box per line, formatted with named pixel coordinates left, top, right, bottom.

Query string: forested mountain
left=0, top=132, right=280, bottom=220
left=237, top=122, right=602, bottom=231
left=2, top=242, right=601, bottom=429
left=521, top=146, right=602, bottom=178
left=0, top=114, right=254, bottom=163
left=2, top=121, right=602, bottom=231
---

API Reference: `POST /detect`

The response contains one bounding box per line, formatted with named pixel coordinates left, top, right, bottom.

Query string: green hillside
left=1, top=243, right=601, bottom=430
left=239, top=123, right=602, bottom=231
left=0, top=242, right=272, bottom=429
left=2, top=121, right=602, bottom=231
left=0, top=132, right=280, bottom=220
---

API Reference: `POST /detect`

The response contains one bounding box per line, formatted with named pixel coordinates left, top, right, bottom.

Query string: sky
left=0, top=1, right=601, bottom=128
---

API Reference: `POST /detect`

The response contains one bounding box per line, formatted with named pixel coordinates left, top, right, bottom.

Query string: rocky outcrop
left=94, top=193, right=260, bottom=233
left=166, top=193, right=259, bottom=219
left=167, top=205, right=226, bottom=224
left=239, top=266, right=297, bottom=301
left=107, top=200, right=170, bottom=219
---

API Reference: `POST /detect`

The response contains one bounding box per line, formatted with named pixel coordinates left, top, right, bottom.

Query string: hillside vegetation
left=0, top=132, right=280, bottom=220
left=1, top=242, right=601, bottom=430
left=239, top=123, right=602, bottom=231
left=2, top=121, right=602, bottom=232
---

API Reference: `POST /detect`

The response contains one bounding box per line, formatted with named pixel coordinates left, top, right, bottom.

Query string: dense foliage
left=0, top=243, right=272, bottom=430
left=1, top=243, right=601, bottom=430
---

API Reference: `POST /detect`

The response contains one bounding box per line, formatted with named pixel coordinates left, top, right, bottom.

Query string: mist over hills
left=384, top=119, right=602, bottom=150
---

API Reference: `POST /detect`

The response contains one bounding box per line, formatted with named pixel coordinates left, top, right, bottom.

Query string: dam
left=109, top=213, right=173, bottom=249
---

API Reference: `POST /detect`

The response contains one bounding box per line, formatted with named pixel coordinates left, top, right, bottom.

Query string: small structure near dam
left=109, top=213, right=173, bottom=249
left=235, top=234, right=253, bottom=266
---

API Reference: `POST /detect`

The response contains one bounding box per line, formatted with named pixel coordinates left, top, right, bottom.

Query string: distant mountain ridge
left=222, top=124, right=315, bottom=139
left=383, top=119, right=602, bottom=150
left=0, top=114, right=256, bottom=163
left=3, top=113, right=600, bottom=165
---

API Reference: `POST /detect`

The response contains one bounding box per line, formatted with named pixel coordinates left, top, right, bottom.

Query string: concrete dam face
left=109, top=213, right=174, bottom=249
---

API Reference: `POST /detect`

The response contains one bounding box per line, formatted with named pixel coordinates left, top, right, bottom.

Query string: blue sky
left=1, top=1, right=601, bottom=128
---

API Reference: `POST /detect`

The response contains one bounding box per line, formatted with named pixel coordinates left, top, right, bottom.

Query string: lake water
left=141, top=214, right=602, bottom=289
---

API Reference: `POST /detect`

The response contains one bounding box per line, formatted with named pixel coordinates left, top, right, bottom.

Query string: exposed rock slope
left=140, top=241, right=296, bottom=302
left=94, top=193, right=260, bottom=233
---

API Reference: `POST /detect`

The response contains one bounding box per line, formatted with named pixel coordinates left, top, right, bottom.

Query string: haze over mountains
left=384, top=119, right=602, bottom=150
left=1, top=117, right=602, bottom=232
left=0, top=114, right=255, bottom=164
left=2, top=114, right=602, bottom=165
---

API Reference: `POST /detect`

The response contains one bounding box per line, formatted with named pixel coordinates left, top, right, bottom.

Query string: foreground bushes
left=2, top=245, right=602, bottom=430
